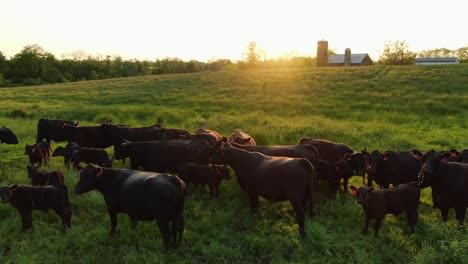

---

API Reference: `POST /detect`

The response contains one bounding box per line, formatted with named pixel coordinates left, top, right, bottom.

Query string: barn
left=415, top=57, right=459, bottom=65
left=328, top=53, right=374, bottom=66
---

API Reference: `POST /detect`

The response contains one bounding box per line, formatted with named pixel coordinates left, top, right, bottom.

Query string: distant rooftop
left=415, top=57, right=459, bottom=62
left=328, top=54, right=369, bottom=64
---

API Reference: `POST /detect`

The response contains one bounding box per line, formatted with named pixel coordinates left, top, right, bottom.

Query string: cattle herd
left=0, top=119, right=467, bottom=252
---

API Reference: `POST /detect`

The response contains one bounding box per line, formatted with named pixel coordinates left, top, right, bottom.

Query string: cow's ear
left=344, top=153, right=352, bottom=160
left=440, top=153, right=450, bottom=162
left=450, top=149, right=460, bottom=158
left=411, top=149, right=422, bottom=159
left=10, top=185, right=19, bottom=191
left=383, top=152, right=391, bottom=161
left=222, top=136, right=227, bottom=142
left=96, top=167, right=103, bottom=177
left=362, top=149, right=370, bottom=157
left=241, top=137, right=252, bottom=144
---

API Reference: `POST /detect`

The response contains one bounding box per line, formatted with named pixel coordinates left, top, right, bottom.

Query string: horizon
left=2, top=0, right=467, bottom=62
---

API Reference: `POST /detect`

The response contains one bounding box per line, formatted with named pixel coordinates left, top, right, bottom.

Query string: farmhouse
left=415, top=57, right=460, bottom=65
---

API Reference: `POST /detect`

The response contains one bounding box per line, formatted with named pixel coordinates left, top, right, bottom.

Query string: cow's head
left=335, top=159, right=353, bottom=180
left=418, top=149, right=447, bottom=188
left=350, top=185, right=373, bottom=206
left=0, top=185, right=18, bottom=203
left=26, top=164, right=39, bottom=178
left=343, top=149, right=369, bottom=177
left=366, top=150, right=382, bottom=182
left=114, top=141, right=132, bottom=160
left=447, top=149, right=461, bottom=162
left=73, top=164, right=103, bottom=195
left=214, top=165, right=232, bottom=180
left=210, top=137, right=228, bottom=164
left=0, top=127, right=19, bottom=145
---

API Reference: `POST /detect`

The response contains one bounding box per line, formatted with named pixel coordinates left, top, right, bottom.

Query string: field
left=0, top=65, right=467, bottom=263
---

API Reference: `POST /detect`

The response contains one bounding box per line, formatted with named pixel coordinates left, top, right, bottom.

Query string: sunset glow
left=1, top=0, right=467, bottom=61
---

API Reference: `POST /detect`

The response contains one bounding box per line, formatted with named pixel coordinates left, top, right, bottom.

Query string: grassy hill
left=0, top=65, right=467, bottom=263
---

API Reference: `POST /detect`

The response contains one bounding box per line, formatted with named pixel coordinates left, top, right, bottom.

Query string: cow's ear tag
left=351, top=189, right=357, bottom=196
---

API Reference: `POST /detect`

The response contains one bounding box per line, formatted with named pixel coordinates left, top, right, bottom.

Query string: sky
left=1, top=0, right=467, bottom=62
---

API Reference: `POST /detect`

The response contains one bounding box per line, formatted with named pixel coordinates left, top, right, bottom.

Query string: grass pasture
left=0, top=65, right=467, bottom=263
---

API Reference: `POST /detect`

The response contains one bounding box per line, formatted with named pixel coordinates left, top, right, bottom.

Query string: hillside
left=0, top=65, right=467, bottom=263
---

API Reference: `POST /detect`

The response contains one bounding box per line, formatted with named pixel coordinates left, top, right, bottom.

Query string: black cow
left=177, top=163, right=231, bottom=199
left=73, top=164, right=186, bottom=252
left=313, top=159, right=345, bottom=197
left=0, top=184, right=71, bottom=231
left=52, top=142, right=80, bottom=169
left=27, top=165, right=66, bottom=187
left=0, top=127, right=19, bottom=144
left=114, top=140, right=210, bottom=172
left=419, top=149, right=468, bottom=225
left=72, top=147, right=113, bottom=168
left=102, top=123, right=189, bottom=146
left=36, top=118, right=79, bottom=143
left=350, top=181, right=420, bottom=236
left=221, top=142, right=318, bottom=163
left=299, top=137, right=369, bottom=190
left=366, top=150, right=422, bottom=189
left=55, top=123, right=111, bottom=149
left=212, top=140, right=315, bottom=238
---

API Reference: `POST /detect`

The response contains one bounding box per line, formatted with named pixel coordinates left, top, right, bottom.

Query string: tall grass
left=0, top=65, right=467, bottom=263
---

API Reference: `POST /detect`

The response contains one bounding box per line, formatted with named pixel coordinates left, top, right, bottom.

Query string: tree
left=379, top=40, right=416, bottom=65
left=243, top=41, right=261, bottom=68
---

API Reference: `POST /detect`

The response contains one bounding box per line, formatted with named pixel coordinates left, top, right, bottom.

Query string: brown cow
left=0, top=184, right=72, bottom=231
left=228, top=129, right=256, bottom=145
left=195, top=128, right=222, bottom=140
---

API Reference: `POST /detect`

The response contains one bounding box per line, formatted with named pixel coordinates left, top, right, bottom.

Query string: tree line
left=1, top=42, right=467, bottom=87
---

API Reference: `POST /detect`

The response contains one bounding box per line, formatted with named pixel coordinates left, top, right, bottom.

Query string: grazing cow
left=55, top=123, right=112, bottom=149
left=72, top=147, right=113, bottom=168
left=52, top=142, right=80, bottom=169
left=299, top=137, right=369, bottom=190
left=114, top=140, right=210, bottom=173
left=212, top=140, right=315, bottom=238
left=195, top=128, right=222, bottom=141
left=350, top=181, right=420, bottom=236
left=24, top=140, right=51, bottom=166
left=177, top=163, right=231, bottom=199
left=228, top=129, right=256, bottom=145
left=0, top=126, right=19, bottom=144
left=221, top=142, right=318, bottom=163
left=73, top=164, right=186, bottom=252
left=0, top=184, right=71, bottom=231
left=419, top=149, right=468, bottom=225
left=27, top=165, right=66, bottom=186
left=366, top=150, right=422, bottom=189
left=36, top=118, right=79, bottom=143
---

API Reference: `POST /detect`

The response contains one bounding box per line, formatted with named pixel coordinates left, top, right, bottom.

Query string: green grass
left=0, top=65, right=467, bottom=263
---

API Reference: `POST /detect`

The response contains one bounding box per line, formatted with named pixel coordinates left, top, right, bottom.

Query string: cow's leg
left=362, top=216, right=370, bottom=235
left=130, top=217, right=137, bottom=230
left=249, top=193, right=259, bottom=211
left=343, top=177, right=349, bottom=192
left=53, top=207, right=70, bottom=231
left=373, top=216, right=384, bottom=237
left=406, top=210, right=418, bottom=233
left=290, top=200, right=306, bottom=238
left=157, top=220, right=171, bottom=253
left=20, top=210, right=33, bottom=231
left=455, top=207, right=466, bottom=226
left=208, top=185, right=214, bottom=199
left=107, top=205, right=117, bottom=234
left=440, top=207, right=449, bottom=222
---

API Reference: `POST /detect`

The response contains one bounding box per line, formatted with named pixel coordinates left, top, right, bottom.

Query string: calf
left=27, top=165, right=66, bottom=186
left=177, top=163, right=231, bottom=199
left=74, top=164, right=186, bottom=252
left=419, top=149, right=468, bottom=225
left=350, top=181, right=420, bottom=236
left=72, top=147, right=113, bottom=168
left=52, top=142, right=80, bottom=169
left=0, top=184, right=71, bottom=231
left=24, top=140, right=51, bottom=166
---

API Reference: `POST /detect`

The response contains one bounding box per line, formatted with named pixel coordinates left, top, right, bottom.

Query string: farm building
left=415, top=57, right=459, bottom=65
left=328, top=52, right=374, bottom=66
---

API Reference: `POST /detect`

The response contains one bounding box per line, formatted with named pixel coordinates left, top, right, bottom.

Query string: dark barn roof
left=328, top=54, right=374, bottom=66
left=415, top=57, right=459, bottom=64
